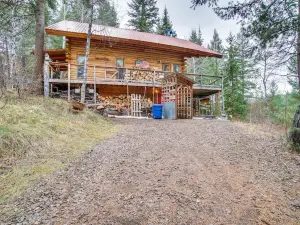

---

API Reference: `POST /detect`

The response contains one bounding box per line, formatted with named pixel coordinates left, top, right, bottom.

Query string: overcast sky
left=113, top=0, right=291, bottom=92
left=113, top=0, right=240, bottom=47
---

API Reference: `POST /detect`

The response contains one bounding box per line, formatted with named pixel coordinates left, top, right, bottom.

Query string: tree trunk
left=80, top=0, right=93, bottom=103
left=289, top=0, right=300, bottom=149
left=4, top=36, right=10, bottom=89
left=33, top=0, right=45, bottom=94
left=297, top=0, right=300, bottom=90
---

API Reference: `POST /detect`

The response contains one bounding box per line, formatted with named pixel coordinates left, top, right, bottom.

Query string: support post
left=152, top=74, right=155, bottom=104
left=200, top=75, right=202, bottom=88
left=192, top=57, right=196, bottom=81
left=68, top=63, right=71, bottom=101
left=190, top=86, right=193, bottom=119
left=44, top=54, right=50, bottom=97
left=218, top=91, right=221, bottom=116
left=127, top=81, right=129, bottom=116
left=221, top=76, right=225, bottom=114
left=93, top=65, right=96, bottom=104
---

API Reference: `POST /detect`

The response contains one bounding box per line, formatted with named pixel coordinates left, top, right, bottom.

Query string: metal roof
left=45, top=20, right=222, bottom=58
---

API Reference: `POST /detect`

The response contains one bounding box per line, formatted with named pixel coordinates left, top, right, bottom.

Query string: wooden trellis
left=177, top=85, right=192, bottom=119
left=131, top=94, right=142, bottom=117
left=162, top=73, right=194, bottom=119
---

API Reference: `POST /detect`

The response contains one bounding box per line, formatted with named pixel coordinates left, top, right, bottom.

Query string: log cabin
left=44, top=20, right=223, bottom=119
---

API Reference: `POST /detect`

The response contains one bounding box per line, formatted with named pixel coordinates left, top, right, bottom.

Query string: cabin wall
left=67, top=37, right=186, bottom=82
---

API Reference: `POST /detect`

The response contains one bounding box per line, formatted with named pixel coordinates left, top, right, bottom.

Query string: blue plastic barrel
left=152, top=104, right=163, bottom=119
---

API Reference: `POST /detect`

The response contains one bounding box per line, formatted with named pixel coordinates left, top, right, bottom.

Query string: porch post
left=68, top=63, right=71, bottom=101
left=93, top=65, right=96, bottom=104
left=218, top=91, right=221, bottom=116
left=221, top=76, right=225, bottom=113
left=44, top=54, right=49, bottom=97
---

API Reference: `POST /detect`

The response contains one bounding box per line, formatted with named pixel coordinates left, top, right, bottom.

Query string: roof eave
left=45, top=28, right=223, bottom=58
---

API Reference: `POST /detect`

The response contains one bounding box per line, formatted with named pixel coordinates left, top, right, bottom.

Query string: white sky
left=113, top=0, right=291, bottom=93
left=114, top=0, right=240, bottom=47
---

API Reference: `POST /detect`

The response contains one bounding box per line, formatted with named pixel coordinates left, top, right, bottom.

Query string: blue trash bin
left=152, top=104, right=163, bottom=119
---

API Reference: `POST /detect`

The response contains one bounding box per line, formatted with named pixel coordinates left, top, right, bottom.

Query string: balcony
left=45, top=62, right=222, bottom=94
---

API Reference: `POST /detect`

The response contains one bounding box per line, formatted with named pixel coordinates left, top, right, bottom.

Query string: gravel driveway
left=1, top=119, right=300, bottom=224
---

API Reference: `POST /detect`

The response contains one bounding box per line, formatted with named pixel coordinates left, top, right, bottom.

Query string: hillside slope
left=0, top=96, right=117, bottom=203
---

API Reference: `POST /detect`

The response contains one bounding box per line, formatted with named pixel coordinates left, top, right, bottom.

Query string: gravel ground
left=1, top=119, right=300, bottom=224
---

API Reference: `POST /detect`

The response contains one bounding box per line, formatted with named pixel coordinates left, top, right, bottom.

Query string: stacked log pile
left=124, top=68, right=167, bottom=82
left=124, top=68, right=155, bottom=81
left=97, top=94, right=153, bottom=116
left=98, top=94, right=131, bottom=109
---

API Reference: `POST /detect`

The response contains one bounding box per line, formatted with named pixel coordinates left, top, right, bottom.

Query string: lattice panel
left=177, top=86, right=192, bottom=119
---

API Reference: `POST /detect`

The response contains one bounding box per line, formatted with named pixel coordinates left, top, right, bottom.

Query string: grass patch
left=0, top=96, right=117, bottom=203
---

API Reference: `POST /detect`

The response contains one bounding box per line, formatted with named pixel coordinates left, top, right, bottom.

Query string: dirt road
left=1, top=119, right=300, bottom=224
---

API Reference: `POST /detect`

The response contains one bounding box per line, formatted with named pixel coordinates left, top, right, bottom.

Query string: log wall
left=67, top=37, right=186, bottom=82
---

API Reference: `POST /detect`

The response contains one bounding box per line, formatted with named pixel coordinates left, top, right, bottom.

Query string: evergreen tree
left=209, top=29, right=223, bottom=52
left=189, top=26, right=203, bottom=45
left=127, top=0, right=159, bottom=32
left=236, top=26, right=256, bottom=99
left=61, top=0, right=119, bottom=27
left=223, top=32, right=248, bottom=119
left=157, top=6, right=176, bottom=37
left=207, top=29, right=223, bottom=77
left=97, top=1, right=119, bottom=27
left=189, top=29, right=198, bottom=44
left=287, top=56, right=299, bottom=90
left=197, top=26, right=204, bottom=46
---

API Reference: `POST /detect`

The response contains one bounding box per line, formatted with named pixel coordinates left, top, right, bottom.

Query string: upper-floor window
left=162, top=64, right=170, bottom=72
left=116, top=58, right=124, bottom=68
left=77, top=55, right=85, bottom=79
left=173, top=64, right=179, bottom=73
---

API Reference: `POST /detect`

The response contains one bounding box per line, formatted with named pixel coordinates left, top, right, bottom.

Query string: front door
left=116, top=58, right=125, bottom=79
left=162, top=63, right=171, bottom=72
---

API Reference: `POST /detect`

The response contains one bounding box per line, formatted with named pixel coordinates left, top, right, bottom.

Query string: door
left=162, top=64, right=171, bottom=72
left=116, top=58, right=125, bottom=79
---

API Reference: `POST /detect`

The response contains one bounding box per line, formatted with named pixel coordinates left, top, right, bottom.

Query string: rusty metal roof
left=45, top=20, right=222, bottom=58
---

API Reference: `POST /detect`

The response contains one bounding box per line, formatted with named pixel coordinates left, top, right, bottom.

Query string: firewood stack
left=98, top=94, right=131, bottom=109
left=124, top=68, right=155, bottom=81
left=97, top=94, right=153, bottom=116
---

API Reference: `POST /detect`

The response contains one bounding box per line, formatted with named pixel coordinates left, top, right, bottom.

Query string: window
left=162, top=64, right=170, bottom=72
left=116, top=58, right=124, bottom=68
left=77, top=55, right=85, bottom=79
left=173, top=64, right=179, bottom=73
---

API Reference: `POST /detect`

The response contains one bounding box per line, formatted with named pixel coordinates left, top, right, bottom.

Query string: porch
left=44, top=59, right=223, bottom=118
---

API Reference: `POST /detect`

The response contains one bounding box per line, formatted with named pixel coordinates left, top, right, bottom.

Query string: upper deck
left=45, top=61, right=222, bottom=97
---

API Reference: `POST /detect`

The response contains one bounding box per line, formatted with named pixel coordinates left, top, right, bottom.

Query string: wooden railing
left=189, top=74, right=223, bottom=89
left=46, top=62, right=222, bottom=89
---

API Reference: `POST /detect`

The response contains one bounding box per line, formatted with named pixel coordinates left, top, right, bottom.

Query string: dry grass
left=0, top=96, right=117, bottom=203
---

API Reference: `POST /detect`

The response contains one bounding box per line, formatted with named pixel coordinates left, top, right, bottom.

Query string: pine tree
left=197, top=26, right=204, bottom=46
left=97, top=1, right=119, bottom=27
left=223, top=32, right=247, bottom=119
left=209, top=29, right=223, bottom=52
left=235, top=26, right=256, bottom=99
left=157, top=6, right=176, bottom=37
left=189, top=29, right=198, bottom=44
left=127, top=0, right=159, bottom=32
left=287, top=56, right=299, bottom=90
left=206, top=29, right=223, bottom=77
left=189, top=26, right=203, bottom=45
left=61, top=0, right=119, bottom=27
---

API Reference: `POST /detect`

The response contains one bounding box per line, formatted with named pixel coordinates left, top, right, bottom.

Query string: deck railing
left=46, top=62, right=222, bottom=89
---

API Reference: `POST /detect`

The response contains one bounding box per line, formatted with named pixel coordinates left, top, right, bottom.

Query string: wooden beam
left=68, top=63, right=71, bottom=101
left=94, top=65, right=96, bottom=104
